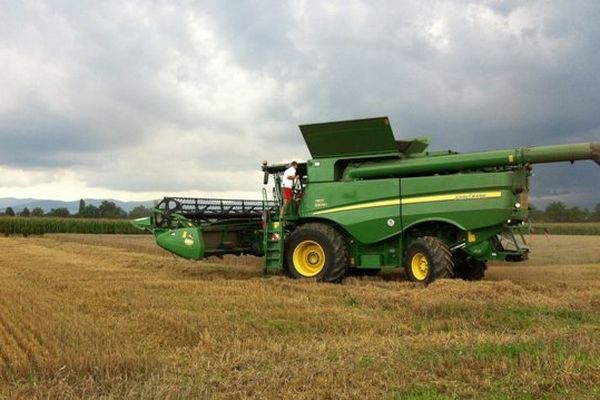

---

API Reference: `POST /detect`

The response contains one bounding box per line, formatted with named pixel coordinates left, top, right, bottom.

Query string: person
left=280, top=161, right=298, bottom=219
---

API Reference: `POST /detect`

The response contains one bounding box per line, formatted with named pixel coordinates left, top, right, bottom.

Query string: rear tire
left=285, top=223, right=348, bottom=283
left=404, top=237, right=453, bottom=283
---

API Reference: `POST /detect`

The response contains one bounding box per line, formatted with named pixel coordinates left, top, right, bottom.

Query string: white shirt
left=282, top=166, right=296, bottom=189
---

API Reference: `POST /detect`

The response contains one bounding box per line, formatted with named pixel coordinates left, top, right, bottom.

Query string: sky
left=1, top=0, right=599, bottom=208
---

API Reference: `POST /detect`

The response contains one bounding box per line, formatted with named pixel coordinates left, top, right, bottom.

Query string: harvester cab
left=133, top=117, right=599, bottom=284
left=261, top=161, right=308, bottom=219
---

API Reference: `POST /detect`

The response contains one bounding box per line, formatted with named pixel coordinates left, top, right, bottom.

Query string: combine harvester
left=132, top=117, right=599, bottom=283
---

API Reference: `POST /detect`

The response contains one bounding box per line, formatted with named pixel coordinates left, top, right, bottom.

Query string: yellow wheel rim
left=292, top=240, right=326, bottom=277
left=411, top=252, right=429, bottom=281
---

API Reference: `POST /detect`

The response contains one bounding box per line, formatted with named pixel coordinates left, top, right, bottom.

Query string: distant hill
left=0, top=198, right=157, bottom=214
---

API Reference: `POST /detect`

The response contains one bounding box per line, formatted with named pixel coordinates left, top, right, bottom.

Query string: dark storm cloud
left=0, top=1, right=599, bottom=205
left=198, top=1, right=600, bottom=145
left=0, top=107, right=89, bottom=166
left=529, top=162, right=599, bottom=209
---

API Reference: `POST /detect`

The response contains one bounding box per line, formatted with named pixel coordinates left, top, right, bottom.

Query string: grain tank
left=133, top=117, right=600, bottom=283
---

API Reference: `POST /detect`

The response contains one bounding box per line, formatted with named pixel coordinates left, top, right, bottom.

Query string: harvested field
left=0, top=234, right=599, bottom=399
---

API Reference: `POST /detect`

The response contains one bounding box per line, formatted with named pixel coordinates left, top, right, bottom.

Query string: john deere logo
left=182, top=231, right=195, bottom=246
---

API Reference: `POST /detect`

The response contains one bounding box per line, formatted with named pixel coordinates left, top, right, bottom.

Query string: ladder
left=261, top=188, right=285, bottom=273
left=263, top=220, right=285, bottom=273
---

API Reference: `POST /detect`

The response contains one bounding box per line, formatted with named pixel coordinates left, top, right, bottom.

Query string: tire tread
left=405, top=236, right=454, bottom=282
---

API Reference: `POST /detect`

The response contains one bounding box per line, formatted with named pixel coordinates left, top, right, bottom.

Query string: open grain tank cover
left=299, top=117, right=400, bottom=158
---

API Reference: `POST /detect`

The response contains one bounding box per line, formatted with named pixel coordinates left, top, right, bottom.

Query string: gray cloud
left=0, top=1, right=599, bottom=207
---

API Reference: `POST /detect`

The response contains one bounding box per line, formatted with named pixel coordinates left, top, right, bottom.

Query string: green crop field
left=0, top=217, right=146, bottom=235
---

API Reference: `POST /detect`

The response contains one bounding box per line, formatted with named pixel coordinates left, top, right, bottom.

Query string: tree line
left=2, top=199, right=152, bottom=219
left=530, top=201, right=600, bottom=222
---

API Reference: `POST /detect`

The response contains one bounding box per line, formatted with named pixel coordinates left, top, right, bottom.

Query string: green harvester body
left=132, top=117, right=600, bottom=283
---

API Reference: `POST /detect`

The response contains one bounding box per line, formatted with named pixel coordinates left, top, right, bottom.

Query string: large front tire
left=404, top=237, right=453, bottom=283
left=285, top=223, right=348, bottom=283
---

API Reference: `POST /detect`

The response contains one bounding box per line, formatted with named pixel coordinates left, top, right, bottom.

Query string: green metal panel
left=301, top=171, right=524, bottom=246
left=400, top=172, right=520, bottom=232
left=360, top=254, right=382, bottom=266
left=301, top=179, right=402, bottom=244
left=350, top=237, right=403, bottom=268
left=306, top=158, right=337, bottom=183
left=299, top=117, right=398, bottom=158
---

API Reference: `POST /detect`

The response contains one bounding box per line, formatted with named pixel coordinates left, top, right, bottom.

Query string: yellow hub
left=292, top=240, right=326, bottom=277
left=411, top=252, right=429, bottom=281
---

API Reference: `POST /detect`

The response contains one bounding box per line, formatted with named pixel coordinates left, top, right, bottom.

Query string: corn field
left=0, top=217, right=146, bottom=235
